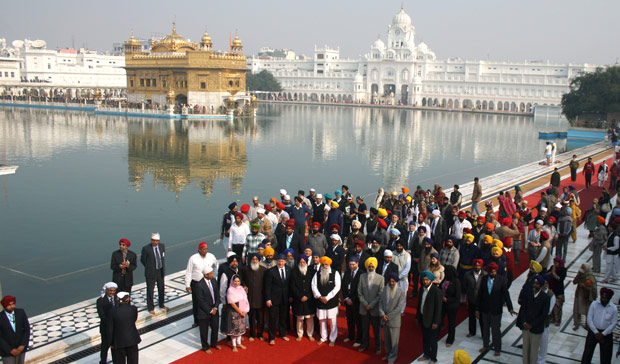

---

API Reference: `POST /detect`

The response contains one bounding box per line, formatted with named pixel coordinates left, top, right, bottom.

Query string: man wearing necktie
left=0, top=295, right=30, bottom=364
left=264, top=254, right=291, bottom=345
left=96, top=282, right=117, bottom=364
left=141, top=233, right=169, bottom=315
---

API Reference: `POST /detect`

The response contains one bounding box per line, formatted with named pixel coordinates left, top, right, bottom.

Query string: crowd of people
left=4, top=163, right=620, bottom=364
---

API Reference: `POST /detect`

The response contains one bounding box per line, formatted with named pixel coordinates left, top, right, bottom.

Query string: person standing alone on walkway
left=569, top=155, right=580, bottom=182
left=583, top=157, right=595, bottom=188
left=471, top=177, right=482, bottom=217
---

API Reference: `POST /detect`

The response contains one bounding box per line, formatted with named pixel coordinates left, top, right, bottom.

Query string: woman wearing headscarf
left=572, top=263, right=597, bottom=330
left=428, top=253, right=444, bottom=285
left=513, top=185, right=523, bottom=206
left=598, top=188, right=611, bottom=219
left=549, top=257, right=566, bottom=326
left=225, top=274, right=250, bottom=351
left=440, top=265, right=461, bottom=347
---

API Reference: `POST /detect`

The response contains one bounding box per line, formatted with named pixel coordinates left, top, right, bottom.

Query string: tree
left=561, top=66, right=620, bottom=120
left=246, top=70, right=282, bottom=92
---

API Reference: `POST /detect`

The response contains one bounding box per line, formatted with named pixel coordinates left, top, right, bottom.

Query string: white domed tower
left=387, top=3, right=415, bottom=59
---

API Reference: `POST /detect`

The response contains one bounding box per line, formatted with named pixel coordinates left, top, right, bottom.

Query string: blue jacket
left=286, top=204, right=313, bottom=227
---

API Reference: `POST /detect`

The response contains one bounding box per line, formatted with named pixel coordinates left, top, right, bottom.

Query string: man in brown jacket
left=242, top=253, right=267, bottom=341
left=471, top=177, right=482, bottom=217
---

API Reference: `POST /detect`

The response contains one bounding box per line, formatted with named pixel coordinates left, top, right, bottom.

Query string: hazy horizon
left=2, top=0, right=619, bottom=65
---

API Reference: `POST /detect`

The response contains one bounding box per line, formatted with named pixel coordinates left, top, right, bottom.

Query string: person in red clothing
left=583, top=157, right=595, bottom=188
left=502, top=237, right=515, bottom=288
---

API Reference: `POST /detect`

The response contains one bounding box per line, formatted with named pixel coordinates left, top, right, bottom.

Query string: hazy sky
left=2, top=0, right=619, bottom=65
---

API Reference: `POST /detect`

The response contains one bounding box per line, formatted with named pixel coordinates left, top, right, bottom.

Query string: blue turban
left=324, top=193, right=334, bottom=200
left=261, top=238, right=271, bottom=245
left=398, top=193, right=405, bottom=200
left=543, top=274, right=552, bottom=283
left=421, top=270, right=434, bottom=281
left=409, top=220, right=416, bottom=226
left=257, top=243, right=266, bottom=250
left=304, top=245, right=313, bottom=252
left=534, top=274, right=545, bottom=285
left=423, top=237, right=434, bottom=245
left=564, top=207, right=572, bottom=216
left=430, top=252, right=439, bottom=260
left=386, top=271, right=399, bottom=282
left=298, top=254, right=309, bottom=263
left=418, top=226, right=427, bottom=233
left=390, top=228, right=401, bottom=236
left=348, top=255, right=360, bottom=263
left=276, top=253, right=286, bottom=261
left=247, top=253, right=260, bottom=262
left=366, top=233, right=375, bottom=242
left=284, top=248, right=294, bottom=256
left=228, top=202, right=237, bottom=210
left=614, top=207, right=620, bottom=216
left=335, top=190, right=342, bottom=196
left=373, top=235, right=384, bottom=245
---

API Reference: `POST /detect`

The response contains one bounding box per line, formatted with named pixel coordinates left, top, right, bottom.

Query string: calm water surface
left=0, top=103, right=568, bottom=315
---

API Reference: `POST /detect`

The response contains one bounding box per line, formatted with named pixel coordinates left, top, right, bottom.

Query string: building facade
left=124, top=24, right=247, bottom=108
left=247, top=5, right=600, bottom=112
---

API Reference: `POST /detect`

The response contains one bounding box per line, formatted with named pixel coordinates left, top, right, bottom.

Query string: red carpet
left=172, top=155, right=612, bottom=364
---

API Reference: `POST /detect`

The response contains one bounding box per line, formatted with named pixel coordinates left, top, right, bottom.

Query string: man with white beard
left=379, top=272, right=406, bottom=364
left=312, top=256, right=342, bottom=346
left=357, top=257, right=385, bottom=354
left=392, top=240, right=411, bottom=313
left=241, top=253, right=267, bottom=341
left=290, top=255, right=315, bottom=341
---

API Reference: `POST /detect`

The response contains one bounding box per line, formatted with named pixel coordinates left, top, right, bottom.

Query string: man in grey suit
left=379, top=272, right=405, bottom=364
left=357, top=257, right=385, bottom=354
left=140, top=233, right=169, bottom=314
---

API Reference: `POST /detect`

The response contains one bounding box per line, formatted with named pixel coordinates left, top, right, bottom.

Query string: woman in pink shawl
left=498, top=191, right=517, bottom=218
left=226, top=274, right=250, bottom=351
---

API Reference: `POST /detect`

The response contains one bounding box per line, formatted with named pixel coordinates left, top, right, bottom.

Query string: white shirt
left=419, top=285, right=431, bottom=315
left=184, top=252, right=218, bottom=287
left=451, top=219, right=472, bottom=239
left=545, top=144, right=552, bottom=155
left=267, top=212, right=279, bottom=231
left=587, top=300, right=618, bottom=336
left=229, top=223, right=251, bottom=248
left=311, top=267, right=342, bottom=302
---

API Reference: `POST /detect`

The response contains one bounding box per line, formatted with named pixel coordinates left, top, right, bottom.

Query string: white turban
left=284, top=194, right=291, bottom=200
left=310, top=188, right=316, bottom=192
left=280, top=189, right=287, bottom=195
left=227, top=251, right=237, bottom=258
left=384, top=249, right=393, bottom=257
left=151, top=232, right=160, bottom=240
left=535, top=219, right=544, bottom=226
left=257, top=208, right=266, bottom=214
left=116, top=292, right=129, bottom=302
left=432, top=209, right=441, bottom=217
left=202, top=265, right=213, bottom=274
left=100, top=282, right=118, bottom=297
left=330, top=234, right=341, bottom=241
left=316, top=193, right=323, bottom=199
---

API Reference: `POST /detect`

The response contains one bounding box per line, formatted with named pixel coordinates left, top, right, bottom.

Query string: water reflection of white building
left=248, top=5, right=599, bottom=113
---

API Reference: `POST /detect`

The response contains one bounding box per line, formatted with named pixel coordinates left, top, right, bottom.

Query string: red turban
left=458, top=211, right=466, bottom=218
left=463, top=227, right=472, bottom=234
left=285, top=219, right=295, bottom=228
left=473, top=259, right=484, bottom=266
left=119, top=238, right=131, bottom=247
left=234, top=212, right=244, bottom=219
left=276, top=202, right=285, bottom=210
left=1, top=296, right=15, bottom=308
left=476, top=216, right=486, bottom=223
left=241, top=204, right=250, bottom=214
left=330, top=223, right=340, bottom=231
left=355, top=240, right=365, bottom=247
left=378, top=219, right=388, bottom=229
left=614, top=217, right=620, bottom=225
left=265, top=204, right=272, bottom=213
left=547, top=216, right=556, bottom=224
left=199, top=242, right=207, bottom=249
left=419, top=212, right=427, bottom=219
left=600, top=287, right=615, bottom=298
left=502, top=217, right=512, bottom=226
left=486, top=223, right=495, bottom=231
left=540, top=231, right=550, bottom=241
left=485, top=262, right=499, bottom=272
left=312, top=222, right=321, bottom=230
left=503, top=237, right=513, bottom=248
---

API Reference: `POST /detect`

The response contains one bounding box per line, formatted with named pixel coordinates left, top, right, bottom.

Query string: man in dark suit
left=475, top=262, right=516, bottom=356
left=463, top=259, right=485, bottom=337
left=518, top=275, right=550, bottom=364
left=380, top=250, right=399, bottom=284
left=416, top=271, right=443, bottom=364
left=326, top=234, right=346, bottom=273
left=264, top=254, right=291, bottom=345
left=107, top=292, right=141, bottom=364
left=277, top=220, right=305, bottom=257
left=140, top=233, right=168, bottom=314
left=196, top=265, right=221, bottom=354
left=0, top=295, right=30, bottom=364
left=111, top=238, right=137, bottom=294
left=351, top=240, right=370, bottom=272
left=96, top=283, right=117, bottom=364
left=342, top=256, right=362, bottom=346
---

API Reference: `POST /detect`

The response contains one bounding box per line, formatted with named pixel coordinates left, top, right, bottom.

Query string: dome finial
left=172, top=21, right=177, bottom=35
left=401, top=0, right=404, bottom=10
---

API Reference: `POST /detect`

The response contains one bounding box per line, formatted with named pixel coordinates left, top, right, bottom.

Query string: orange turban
left=320, top=256, right=333, bottom=265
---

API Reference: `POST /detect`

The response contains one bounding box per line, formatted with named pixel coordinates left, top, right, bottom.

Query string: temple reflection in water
left=127, top=119, right=249, bottom=198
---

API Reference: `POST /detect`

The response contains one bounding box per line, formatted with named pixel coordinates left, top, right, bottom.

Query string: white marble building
left=248, top=5, right=600, bottom=112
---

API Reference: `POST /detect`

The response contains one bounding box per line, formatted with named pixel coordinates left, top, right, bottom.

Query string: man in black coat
left=107, top=292, right=141, bottom=364
left=277, top=219, right=305, bottom=257
left=111, top=238, right=137, bottom=293
left=140, top=233, right=168, bottom=314
left=475, top=262, right=516, bottom=356
left=463, top=259, right=485, bottom=337
left=196, top=266, right=221, bottom=353
left=0, top=295, right=30, bottom=364
left=264, top=254, right=292, bottom=345
left=96, top=283, right=117, bottom=364
left=416, top=271, right=443, bottom=364
left=342, top=256, right=362, bottom=346
left=366, top=235, right=385, bottom=272
left=380, top=250, right=399, bottom=284
left=326, top=234, right=346, bottom=273
left=289, top=255, right=316, bottom=341
left=518, top=275, right=550, bottom=364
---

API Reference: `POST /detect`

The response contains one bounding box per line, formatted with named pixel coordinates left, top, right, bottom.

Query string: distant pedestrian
left=569, top=155, right=579, bottom=182
left=581, top=288, right=617, bottom=364
left=544, top=142, right=552, bottom=165
left=583, top=157, right=595, bottom=188
left=598, top=161, right=609, bottom=188
left=471, top=177, right=482, bottom=217
left=550, top=168, right=560, bottom=188
left=0, top=295, right=30, bottom=364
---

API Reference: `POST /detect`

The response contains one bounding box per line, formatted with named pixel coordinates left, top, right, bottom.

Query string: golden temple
left=124, top=23, right=247, bottom=109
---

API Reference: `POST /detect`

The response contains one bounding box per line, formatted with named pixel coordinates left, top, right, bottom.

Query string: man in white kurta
left=311, top=256, right=342, bottom=346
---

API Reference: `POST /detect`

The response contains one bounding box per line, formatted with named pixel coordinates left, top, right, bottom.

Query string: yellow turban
left=492, top=247, right=503, bottom=256
left=463, top=233, right=474, bottom=243
left=493, top=240, right=503, bottom=250
left=483, top=235, right=493, bottom=243
left=530, top=260, right=542, bottom=273
left=320, top=256, right=333, bottom=265
left=365, top=257, right=378, bottom=270
left=378, top=208, right=388, bottom=218
left=263, top=247, right=275, bottom=257
left=406, top=195, right=412, bottom=202
left=453, top=350, right=471, bottom=364
left=330, top=201, right=339, bottom=209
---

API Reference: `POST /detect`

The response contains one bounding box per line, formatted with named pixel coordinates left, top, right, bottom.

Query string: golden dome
left=124, top=33, right=141, bottom=46
left=151, top=22, right=196, bottom=53
left=201, top=31, right=212, bottom=44
left=232, top=35, right=242, bottom=48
